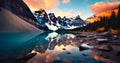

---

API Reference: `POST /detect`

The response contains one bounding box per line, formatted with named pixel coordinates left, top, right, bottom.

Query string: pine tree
left=117, top=4, right=120, bottom=29
left=109, top=11, right=117, bottom=29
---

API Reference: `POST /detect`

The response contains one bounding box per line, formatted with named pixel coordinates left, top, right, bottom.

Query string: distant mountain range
left=34, top=9, right=86, bottom=31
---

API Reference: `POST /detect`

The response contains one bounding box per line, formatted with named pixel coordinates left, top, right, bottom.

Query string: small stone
left=62, top=48, right=66, bottom=50
left=53, top=57, right=62, bottom=63
left=113, top=35, right=119, bottom=40
left=80, top=40, right=83, bottom=42
left=67, top=52, right=71, bottom=54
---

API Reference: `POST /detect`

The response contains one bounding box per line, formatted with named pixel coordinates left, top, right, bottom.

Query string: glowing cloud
left=48, top=8, right=82, bottom=18
left=62, top=0, right=70, bottom=3
left=91, top=2, right=120, bottom=14
left=48, top=8, right=73, bottom=17
left=24, top=0, right=60, bottom=12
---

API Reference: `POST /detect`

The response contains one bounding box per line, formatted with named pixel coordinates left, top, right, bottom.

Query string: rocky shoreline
left=75, top=32, right=120, bottom=63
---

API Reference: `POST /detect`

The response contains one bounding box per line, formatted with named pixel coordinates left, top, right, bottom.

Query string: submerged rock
left=82, top=53, right=89, bottom=56
left=67, top=52, right=71, bottom=54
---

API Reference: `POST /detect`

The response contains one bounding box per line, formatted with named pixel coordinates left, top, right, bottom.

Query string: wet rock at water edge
left=79, top=46, right=89, bottom=51
left=97, top=45, right=113, bottom=52
left=96, top=38, right=109, bottom=44
left=19, top=53, right=37, bottom=60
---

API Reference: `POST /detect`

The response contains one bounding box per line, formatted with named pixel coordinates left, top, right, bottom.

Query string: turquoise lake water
left=0, top=32, right=100, bottom=63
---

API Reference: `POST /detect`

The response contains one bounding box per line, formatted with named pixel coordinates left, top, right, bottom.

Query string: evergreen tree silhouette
left=109, top=11, right=117, bottom=29
left=117, top=4, right=120, bottom=29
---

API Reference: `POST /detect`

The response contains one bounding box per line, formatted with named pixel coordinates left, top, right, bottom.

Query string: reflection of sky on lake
left=27, top=32, right=100, bottom=63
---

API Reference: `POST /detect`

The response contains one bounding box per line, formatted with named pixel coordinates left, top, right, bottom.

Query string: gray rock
left=76, top=34, right=86, bottom=38
left=112, top=35, right=119, bottom=40
left=79, top=45, right=89, bottom=51
left=96, top=38, right=109, bottom=44
left=98, top=32, right=113, bottom=38
left=97, top=45, right=113, bottom=52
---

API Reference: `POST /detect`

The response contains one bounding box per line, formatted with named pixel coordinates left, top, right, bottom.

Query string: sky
left=24, top=0, right=120, bottom=20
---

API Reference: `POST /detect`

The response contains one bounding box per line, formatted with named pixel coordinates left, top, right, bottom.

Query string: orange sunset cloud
left=48, top=8, right=82, bottom=18
left=48, top=8, right=73, bottom=18
left=91, top=2, right=120, bottom=15
left=23, top=0, right=60, bottom=12
left=62, top=0, right=70, bottom=3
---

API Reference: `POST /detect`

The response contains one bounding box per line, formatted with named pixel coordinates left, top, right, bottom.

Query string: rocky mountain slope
left=0, top=0, right=40, bottom=27
left=0, top=8, right=41, bottom=32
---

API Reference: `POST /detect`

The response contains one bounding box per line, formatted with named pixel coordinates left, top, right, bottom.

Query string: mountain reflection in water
left=27, top=32, right=99, bottom=63
left=0, top=32, right=100, bottom=63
